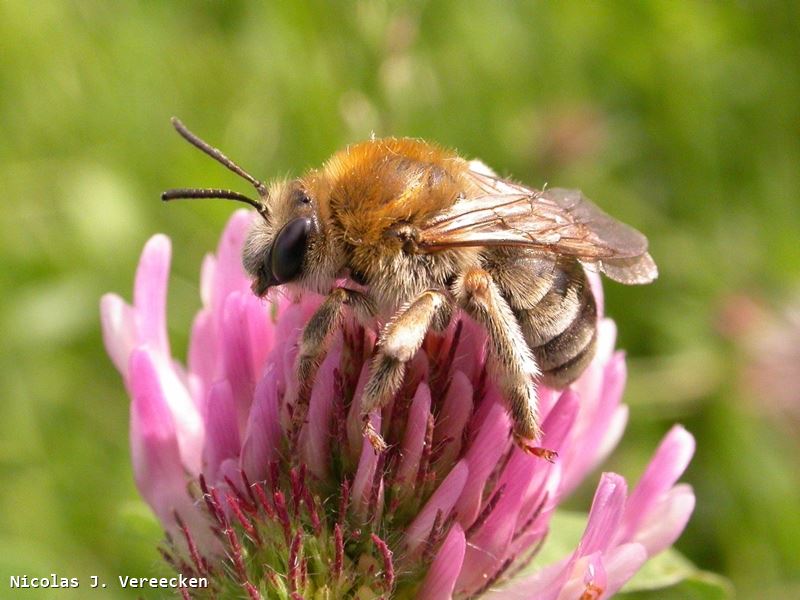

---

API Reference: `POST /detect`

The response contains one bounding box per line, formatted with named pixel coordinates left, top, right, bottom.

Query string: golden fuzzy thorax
left=315, top=137, right=467, bottom=244
left=244, top=137, right=482, bottom=313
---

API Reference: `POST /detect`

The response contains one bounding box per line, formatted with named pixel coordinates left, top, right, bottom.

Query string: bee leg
left=455, top=268, right=554, bottom=459
left=361, top=290, right=452, bottom=452
left=293, top=287, right=373, bottom=438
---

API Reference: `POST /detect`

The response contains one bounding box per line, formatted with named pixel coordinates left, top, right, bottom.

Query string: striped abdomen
left=485, top=249, right=598, bottom=389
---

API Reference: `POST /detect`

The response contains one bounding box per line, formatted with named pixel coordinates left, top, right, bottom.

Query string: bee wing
left=418, top=169, right=658, bottom=284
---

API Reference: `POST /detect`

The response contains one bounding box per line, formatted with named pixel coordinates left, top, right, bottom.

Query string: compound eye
left=269, top=217, right=312, bottom=284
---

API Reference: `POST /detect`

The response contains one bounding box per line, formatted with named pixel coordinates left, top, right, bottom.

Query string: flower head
left=101, top=211, right=694, bottom=598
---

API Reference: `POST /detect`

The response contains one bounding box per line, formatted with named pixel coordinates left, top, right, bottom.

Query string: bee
left=163, top=118, right=657, bottom=456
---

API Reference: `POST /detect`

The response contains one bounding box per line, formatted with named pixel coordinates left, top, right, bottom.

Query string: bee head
left=242, top=184, right=319, bottom=297
left=162, top=118, right=333, bottom=297
left=162, top=118, right=316, bottom=296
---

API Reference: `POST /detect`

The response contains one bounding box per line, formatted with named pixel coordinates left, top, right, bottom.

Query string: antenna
left=162, top=117, right=269, bottom=216
left=161, top=187, right=264, bottom=212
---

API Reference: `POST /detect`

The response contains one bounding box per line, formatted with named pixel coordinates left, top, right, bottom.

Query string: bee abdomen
left=510, top=262, right=598, bottom=389
left=533, top=291, right=596, bottom=388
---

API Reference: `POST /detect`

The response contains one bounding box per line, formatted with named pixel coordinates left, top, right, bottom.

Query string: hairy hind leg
left=455, top=268, right=555, bottom=460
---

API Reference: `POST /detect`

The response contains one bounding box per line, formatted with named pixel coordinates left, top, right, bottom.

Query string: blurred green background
left=1, top=1, right=799, bottom=598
